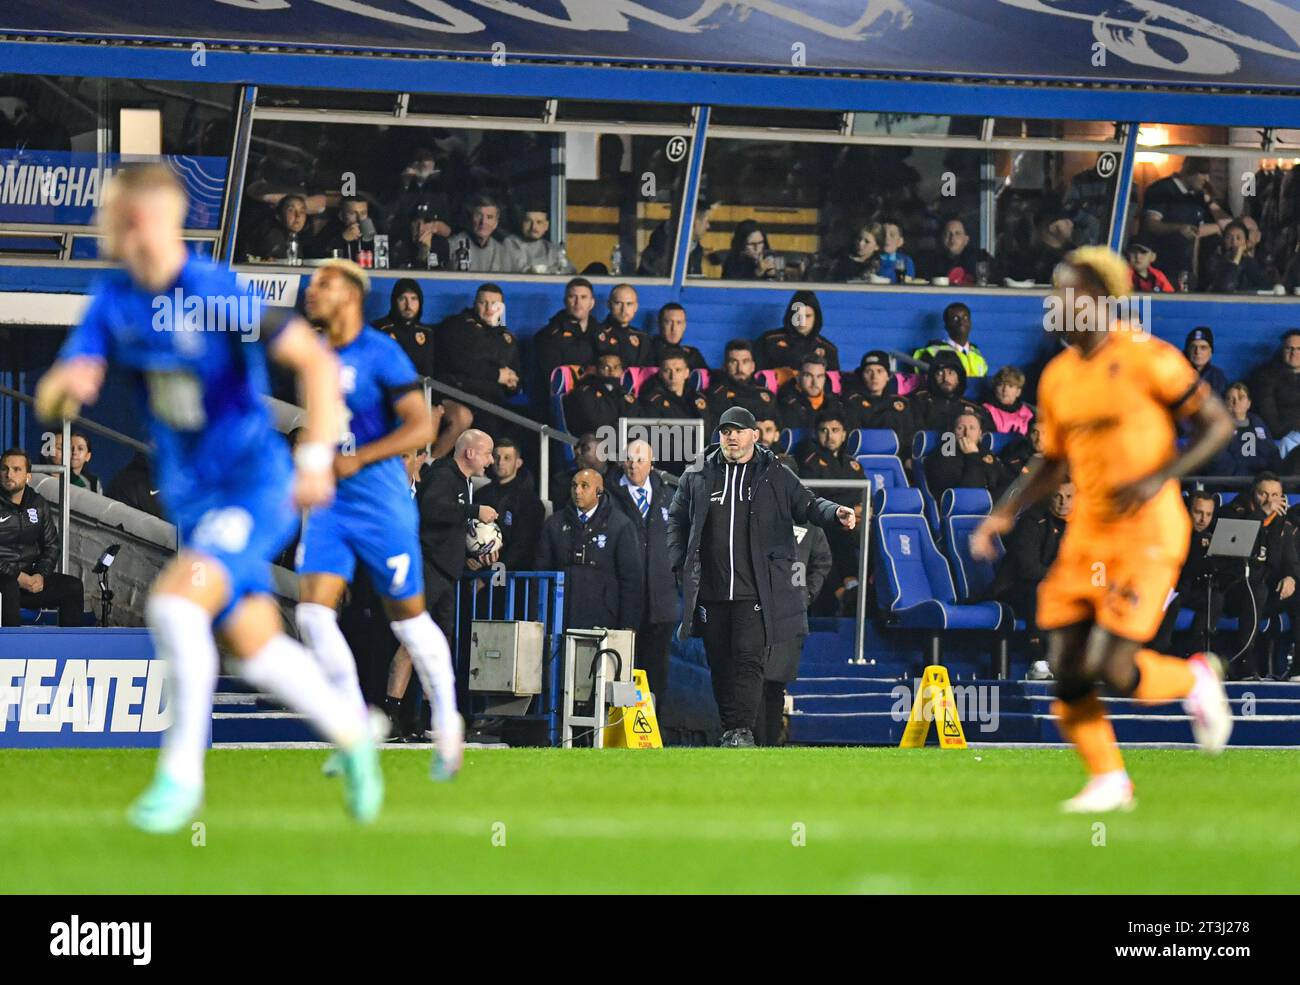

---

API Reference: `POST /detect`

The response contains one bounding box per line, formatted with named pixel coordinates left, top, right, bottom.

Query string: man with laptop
left=1212, top=473, right=1300, bottom=679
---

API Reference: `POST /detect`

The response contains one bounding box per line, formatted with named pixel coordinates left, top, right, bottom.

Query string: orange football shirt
left=1036, top=327, right=1207, bottom=556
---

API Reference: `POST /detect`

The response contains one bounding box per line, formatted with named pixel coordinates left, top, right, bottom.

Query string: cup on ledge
left=931, top=276, right=949, bottom=286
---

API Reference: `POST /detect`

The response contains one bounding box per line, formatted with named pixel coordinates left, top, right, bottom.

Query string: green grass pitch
left=3, top=746, right=1298, bottom=893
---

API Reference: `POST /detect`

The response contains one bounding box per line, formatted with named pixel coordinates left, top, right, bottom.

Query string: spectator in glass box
left=504, top=205, right=573, bottom=275
left=1203, top=219, right=1276, bottom=293
left=829, top=223, right=884, bottom=282
left=448, top=195, right=512, bottom=273
left=1141, top=156, right=1228, bottom=289
left=918, top=217, right=992, bottom=286
left=722, top=219, right=779, bottom=281
left=1127, top=240, right=1175, bottom=293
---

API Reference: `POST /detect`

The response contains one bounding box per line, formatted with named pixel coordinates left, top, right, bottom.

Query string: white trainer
left=1060, top=770, right=1136, bottom=814
left=432, top=713, right=465, bottom=782
left=1185, top=653, right=1233, bottom=754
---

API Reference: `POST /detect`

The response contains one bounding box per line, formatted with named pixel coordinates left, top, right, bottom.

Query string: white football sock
left=389, top=612, right=459, bottom=731
left=147, top=594, right=218, bottom=790
left=295, top=602, right=368, bottom=724
left=238, top=634, right=362, bottom=748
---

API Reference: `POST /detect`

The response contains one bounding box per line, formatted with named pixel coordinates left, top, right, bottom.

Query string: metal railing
left=799, top=478, right=872, bottom=666
left=419, top=375, right=577, bottom=500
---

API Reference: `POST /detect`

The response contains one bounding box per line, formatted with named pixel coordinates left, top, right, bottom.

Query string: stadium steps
left=211, top=676, right=318, bottom=743
left=787, top=676, right=1300, bottom=747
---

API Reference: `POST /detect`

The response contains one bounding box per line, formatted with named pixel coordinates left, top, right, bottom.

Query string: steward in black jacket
left=535, top=490, right=643, bottom=631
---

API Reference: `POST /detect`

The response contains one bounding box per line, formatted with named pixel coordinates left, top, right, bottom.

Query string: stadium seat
left=827, top=370, right=841, bottom=394
left=622, top=366, right=658, bottom=396
left=549, top=364, right=583, bottom=396
left=872, top=487, right=1010, bottom=672
left=940, top=489, right=999, bottom=604
left=855, top=429, right=901, bottom=455
left=754, top=368, right=795, bottom=393
left=983, top=432, right=1016, bottom=454
left=895, top=372, right=922, bottom=396
left=940, top=488, right=993, bottom=518
left=689, top=368, right=710, bottom=392
left=782, top=427, right=808, bottom=454
left=856, top=454, right=909, bottom=494
left=910, top=429, right=943, bottom=535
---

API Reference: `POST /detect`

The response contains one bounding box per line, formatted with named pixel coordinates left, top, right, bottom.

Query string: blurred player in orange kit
left=971, top=247, right=1237, bottom=813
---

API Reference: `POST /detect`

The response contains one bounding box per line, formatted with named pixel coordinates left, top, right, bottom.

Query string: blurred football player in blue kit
left=296, top=259, right=464, bottom=780
left=35, top=165, right=383, bottom=832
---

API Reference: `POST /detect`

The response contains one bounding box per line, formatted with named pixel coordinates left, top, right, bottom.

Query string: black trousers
left=754, top=680, right=786, bottom=746
left=636, top=620, right=675, bottom=714
left=0, top=572, right=83, bottom=627
left=699, top=598, right=767, bottom=733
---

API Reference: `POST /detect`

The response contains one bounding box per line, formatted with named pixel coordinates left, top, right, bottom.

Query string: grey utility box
left=468, top=620, right=545, bottom=695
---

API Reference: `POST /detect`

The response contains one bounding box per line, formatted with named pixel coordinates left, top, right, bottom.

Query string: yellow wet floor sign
left=606, top=669, right=663, bottom=748
left=899, top=664, right=967, bottom=749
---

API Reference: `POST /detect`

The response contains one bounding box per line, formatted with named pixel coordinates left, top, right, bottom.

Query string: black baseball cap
left=718, top=407, right=758, bottom=431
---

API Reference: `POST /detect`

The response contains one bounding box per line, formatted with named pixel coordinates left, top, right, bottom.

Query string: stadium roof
left=2, top=0, right=1299, bottom=92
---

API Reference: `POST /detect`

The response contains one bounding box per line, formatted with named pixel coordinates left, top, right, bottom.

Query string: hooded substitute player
left=970, top=247, right=1236, bottom=814
left=34, top=165, right=383, bottom=832
left=297, top=259, right=464, bottom=780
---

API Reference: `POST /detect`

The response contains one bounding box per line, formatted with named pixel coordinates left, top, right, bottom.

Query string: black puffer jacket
left=0, top=486, right=60, bottom=578
left=667, top=443, right=842, bottom=644
left=1250, top=354, right=1300, bottom=440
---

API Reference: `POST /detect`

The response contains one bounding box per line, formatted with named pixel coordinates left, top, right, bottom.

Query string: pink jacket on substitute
left=983, top=401, right=1034, bottom=434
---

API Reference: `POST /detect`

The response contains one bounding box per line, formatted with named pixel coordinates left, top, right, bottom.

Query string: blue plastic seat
left=855, top=428, right=900, bottom=455
left=856, top=454, right=909, bottom=495
left=872, top=487, right=1009, bottom=634
left=910, top=429, right=943, bottom=535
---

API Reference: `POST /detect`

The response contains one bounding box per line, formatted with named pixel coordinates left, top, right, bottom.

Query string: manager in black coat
left=607, top=439, right=679, bottom=710
left=667, top=407, right=856, bottom=746
left=535, top=468, right=643, bottom=633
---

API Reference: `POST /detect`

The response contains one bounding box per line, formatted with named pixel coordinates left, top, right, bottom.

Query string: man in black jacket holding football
left=667, top=408, right=856, bottom=747
left=0, top=448, right=83, bottom=626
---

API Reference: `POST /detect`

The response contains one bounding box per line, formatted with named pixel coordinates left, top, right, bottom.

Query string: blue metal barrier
left=454, top=569, right=566, bottom=746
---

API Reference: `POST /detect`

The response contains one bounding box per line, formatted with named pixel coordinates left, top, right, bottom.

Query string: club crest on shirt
left=661, top=506, right=669, bottom=522
left=415, top=331, right=426, bottom=346
left=26, top=508, right=38, bottom=524
left=595, top=533, right=607, bottom=549
left=340, top=364, right=357, bottom=393
left=504, top=510, right=513, bottom=526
